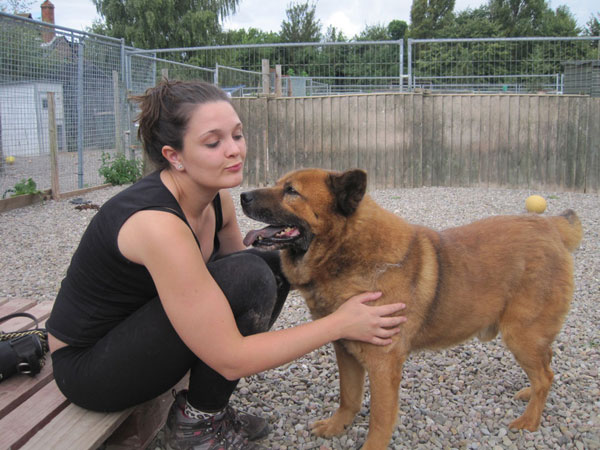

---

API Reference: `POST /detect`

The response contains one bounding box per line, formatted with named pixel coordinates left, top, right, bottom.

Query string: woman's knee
left=208, top=252, right=278, bottom=320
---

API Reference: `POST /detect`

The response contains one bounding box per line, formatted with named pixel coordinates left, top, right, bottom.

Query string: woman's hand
left=333, top=291, right=406, bottom=345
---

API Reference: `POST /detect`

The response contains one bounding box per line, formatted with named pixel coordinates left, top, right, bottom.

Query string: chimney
left=41, top=0, right=55, bottom=43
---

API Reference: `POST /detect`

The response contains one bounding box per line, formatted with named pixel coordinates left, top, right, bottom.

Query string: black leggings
left=51, top=249, right=289, bottom=412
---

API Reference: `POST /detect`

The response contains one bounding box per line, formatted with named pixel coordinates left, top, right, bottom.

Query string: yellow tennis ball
left=5, top=156, right=15, bottom=165
left=525, top=195, right=547, bottom=213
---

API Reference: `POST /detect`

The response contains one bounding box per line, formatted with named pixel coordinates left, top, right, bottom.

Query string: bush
left=98, top=152, right=142, bottom=185
left=2, top=178, right=42, bottom=198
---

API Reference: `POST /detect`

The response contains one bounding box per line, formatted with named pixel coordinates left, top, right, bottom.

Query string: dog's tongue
left=243, top=225, right=286, bottom=246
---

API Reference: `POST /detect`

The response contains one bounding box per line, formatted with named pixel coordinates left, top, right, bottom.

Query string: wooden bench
left=0, top=298, right=184, bottom=449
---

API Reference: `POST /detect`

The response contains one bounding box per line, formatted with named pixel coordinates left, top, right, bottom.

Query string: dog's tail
left=551, top=209, right=583, bottom=252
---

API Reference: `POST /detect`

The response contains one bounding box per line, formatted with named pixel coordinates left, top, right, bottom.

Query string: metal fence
left=1, top=10, right=599, bottom=199
left=130, top=40, right=407, bottom=96
left=408, top=37, right=600, bottom=94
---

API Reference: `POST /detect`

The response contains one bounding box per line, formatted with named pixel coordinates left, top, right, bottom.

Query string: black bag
left=0, top=312, right=49, bottom=382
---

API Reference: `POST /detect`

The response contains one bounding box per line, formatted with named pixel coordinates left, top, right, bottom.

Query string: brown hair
left=131, top=80, right=232, bottom=169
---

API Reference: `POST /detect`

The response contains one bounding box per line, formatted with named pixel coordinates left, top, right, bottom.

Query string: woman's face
left=180, top=100, right=246, bottom=190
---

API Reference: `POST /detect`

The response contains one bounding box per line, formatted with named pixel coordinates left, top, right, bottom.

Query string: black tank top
left=46, top=170, right=223, bottom=347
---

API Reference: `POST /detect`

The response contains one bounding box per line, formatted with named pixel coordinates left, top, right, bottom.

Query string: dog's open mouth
left=243, top=225, right=301, bottom=247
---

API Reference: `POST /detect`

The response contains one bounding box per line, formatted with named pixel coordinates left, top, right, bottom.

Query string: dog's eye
left=284, top=185, right=298, bottom=196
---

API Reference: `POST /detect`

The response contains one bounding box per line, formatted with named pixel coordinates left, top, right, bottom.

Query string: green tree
left=90, top=0, right=240, bottom=49
left=410, top=0, right=456, bottom=38
left=540, top=5, right=580, bottom=36
left=488, top=0, right=546, bottom=36
left=323, top=25, right=347, bottom=42
left=388, top=20, right=408, bottom=40
left=584, top=12, right=599, bottom=36
left=280, top=1, right=322, bottom=43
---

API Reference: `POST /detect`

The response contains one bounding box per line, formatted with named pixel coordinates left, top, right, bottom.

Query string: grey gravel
left=1, top=184, right=598, bottom=449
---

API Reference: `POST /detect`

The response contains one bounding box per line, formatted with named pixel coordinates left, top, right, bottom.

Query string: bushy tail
left=551, top=209, right=583, bottom=252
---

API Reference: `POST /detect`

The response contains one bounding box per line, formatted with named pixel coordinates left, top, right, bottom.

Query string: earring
left=176, top=164, right=183, bottom=170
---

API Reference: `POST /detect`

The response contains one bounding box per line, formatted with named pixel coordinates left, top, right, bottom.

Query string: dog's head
left=241, top=168, right=367, bottom=254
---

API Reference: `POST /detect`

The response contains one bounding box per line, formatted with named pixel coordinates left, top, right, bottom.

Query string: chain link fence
left=1, top=11, right=599, bottom=197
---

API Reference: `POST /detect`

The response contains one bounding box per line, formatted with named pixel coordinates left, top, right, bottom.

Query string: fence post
left=275, top=65, right=282, bottom=97
left=113, top=71, right=124, bottom=155
left=76, top=40, right=84, bottom=189
left=407, top=38, right=413, bottom=91
left=262, top=59, right=270, bottom=95
left=161, top=68, right=169, bottom=80
left=47, top=92, right=60, bottom=200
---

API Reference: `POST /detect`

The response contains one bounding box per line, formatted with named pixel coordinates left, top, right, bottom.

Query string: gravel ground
left=0, top=183, right=598, bottom=449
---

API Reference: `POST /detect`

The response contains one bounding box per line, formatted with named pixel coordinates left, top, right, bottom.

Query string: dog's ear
left=328, top=169, right=367, bottom=216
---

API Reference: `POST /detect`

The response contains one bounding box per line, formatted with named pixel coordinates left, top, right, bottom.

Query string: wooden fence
left=233, top=93, right=600, bottom=193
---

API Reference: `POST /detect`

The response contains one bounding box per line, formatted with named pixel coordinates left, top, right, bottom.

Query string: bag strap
left=0, top=313, right=48, bottom=353
left=0, top=312, right=40, bottom=330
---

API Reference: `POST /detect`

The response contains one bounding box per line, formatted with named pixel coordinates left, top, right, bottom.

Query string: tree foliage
left=90, top=0, right=240, bottom=48
left=410, top=0, right=456, bottom=38
left=280, top=1, right=322, bottom=43
left=584, top=12, right=600, bottom=36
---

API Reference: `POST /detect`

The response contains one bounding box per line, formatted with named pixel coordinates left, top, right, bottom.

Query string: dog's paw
left=514, top=387, right=531, bottom=401
left=311, top=417, right=346, bottom=437
left=509, top=414, right=540, bottom=431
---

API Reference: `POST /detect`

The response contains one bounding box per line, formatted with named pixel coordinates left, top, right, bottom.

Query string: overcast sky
left=25, top=0, right=599, bottom=38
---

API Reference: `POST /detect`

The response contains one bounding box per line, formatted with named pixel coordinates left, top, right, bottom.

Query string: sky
left=22, top=0, right=599, bottom=38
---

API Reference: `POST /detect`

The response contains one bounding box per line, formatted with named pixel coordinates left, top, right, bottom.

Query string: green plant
left=98, top=152, right=142, bottom=185
left=2, top=178, right=42, bottom=198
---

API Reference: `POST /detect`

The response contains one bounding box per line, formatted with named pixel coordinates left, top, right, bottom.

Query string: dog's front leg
left=361, top=354, right=406, bottom=450
left=311, top=342, right=365, bottom=437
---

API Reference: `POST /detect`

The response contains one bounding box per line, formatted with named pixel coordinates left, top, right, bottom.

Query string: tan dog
left=241, top=168, right=582, bottom=450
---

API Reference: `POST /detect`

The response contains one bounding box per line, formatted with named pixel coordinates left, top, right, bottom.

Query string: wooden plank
left=547, top=96, right=560, bottom=189
left=105, top=374, right=189, bottom=450
left=470, top=95, right=481, bottom=186
left=339, top=96, right=349, bottom=171
left=304, top=98, right=314, bottom=169
left=0, top=381, right=69, bottom=449
left=330, top=96, right=341, bottom=171
left=0, top=301, right=53, bottom=332
left=507, top=95, right=520, bottom=187
left=295, top=98, right=305, bottom=169
left=384, top=95, right=396, bottom=188
left=412, top=94, right=423, bottom=187
left=347, top=95, right=359, bottom=171
left=267, top=96, right=278, bottom=184
left=356, top=95, right=368, bottom=173
left=20, top=403, right=133, bottom=450
left=587, top=99, right=600, bottom=192
left=0, top=359, right=54, bottom=420
left=517, top=95, right=529, bottom=187
left=0, top=299, right=37, bottom=324
left=286, top=99, right=297, bottom=171
left=537, top=95, right=549, bottom=188
left=312, top=97, right=323, bottom=170
left=460, top=95, right=472, bottom=186
left=366, top=95, right=377, bottom=186
left=479, top=95, right=490, bottom=187
left=395, top=95, right=406, bottom=187
left=421, top=94, right=433, bottom=187
left=276, top=98, right=288, bottom=180
left=574, top=97, right=588, bottom=191
left=450, top=95, right=462, bottom=186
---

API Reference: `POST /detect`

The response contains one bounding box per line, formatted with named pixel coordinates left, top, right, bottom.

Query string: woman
left=46, top=80, right=406, bottom=450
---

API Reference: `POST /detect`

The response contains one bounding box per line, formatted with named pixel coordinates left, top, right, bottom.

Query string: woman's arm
left=119, top=210, right=406, bottom=381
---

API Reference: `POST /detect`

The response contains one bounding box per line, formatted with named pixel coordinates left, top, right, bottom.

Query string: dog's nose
left=240, top=192, right=252, bottom=206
